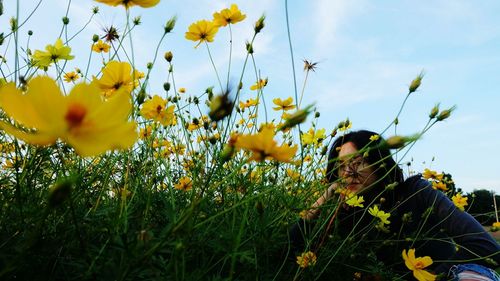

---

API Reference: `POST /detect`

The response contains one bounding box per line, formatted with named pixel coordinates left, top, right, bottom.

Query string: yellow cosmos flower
left=492, top=221, right=500, bottom=232
left=452, top=193, right=468, bottom=211
left=0, top=76, right=137, bottom=157
left=494, top=222, right=500, bottom=228
left=32, top=38, right=74, bottom=68
left=250, top=78, right=268, bottom=91
left=139, top=126, right=153, bottom=139
left=272, top=97, right=296, bottom=111
left=178, top=87, right=186, bottom=94
left=286, top=168, right=301, bottom=181
left=139, top=95, right=176, bottom=126
left=422, top=169, right=443, bottom=181
left=92, top=40, right=110, bottom=53
left=185, top=20, right=219, bottom=48
left=402, top=249, right=436, bottom=281
left=431, top=181, right=448, bottom=192
left=93, top=61, right=136, bottom=98
left=94, top=0, right=160, bottom=8
left=174, top=176, right=192, bottom=191
left=301, top=128, right=326, bottom=147
left=212, top=4, right=246, bottom=27
left=368, top=205, right=391, bottom=225
left=369, top=134, right=379, bottom=141
left=345, top=195, right=364, bottom=208
left=239, top=98, right=259, bottom=110
left=296, top=251, right=317, bottom=268
left=63, top=71, right=80, bottom=83
left=234, top=127, right=297, bottom=163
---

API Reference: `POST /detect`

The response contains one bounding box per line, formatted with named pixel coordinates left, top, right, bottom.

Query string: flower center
left=65, top=103, right=87, bottom=128
left=414, top=261, right=425, bottom=269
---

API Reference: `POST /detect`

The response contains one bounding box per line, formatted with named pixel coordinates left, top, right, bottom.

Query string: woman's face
left=337, top=142, right=378, bottom=194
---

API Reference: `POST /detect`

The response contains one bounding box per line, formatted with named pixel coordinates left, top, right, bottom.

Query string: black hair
left=325, top=130, right=404, bottom=189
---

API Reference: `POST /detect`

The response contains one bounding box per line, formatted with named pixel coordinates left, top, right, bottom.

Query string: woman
left=290, top=130, right=500, bottom=280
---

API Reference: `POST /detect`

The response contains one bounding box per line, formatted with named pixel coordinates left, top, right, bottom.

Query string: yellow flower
left=369, top=134, right=379, bottom=141
left=185, top=20, right=219, bottom=48
left=139, top=126, right=153, bottom=139
left=296, top=251, right=317, bottom=268
left=179, top=87, right=186, bottom=94
left=239, top=98, right=259, bottom=110
left=250, top=78, right=268, bottom=91
left=92, top=40, right=110, bottom=53
left=212, top=4, right=246, bottom=27
left=174, top=176, right=192, bottom=191
left=345, top=195, right=364, bottom=208
left=272, top=97, right=296, bottom=111
left=234, top=127, right=297, bottom=163
left=94, top=0, right=160, bottom=8
left=368, top=205, right=390, bottom=225
left=422, top=169, right=443, bottom=181
left=32, top=38, right=74, bottom=68
left=452, top=193, right=468, bottom=211
left=402, top=249, right=436, bottom=281
left=63, top=71, right=80, bottom=83
left=139, top=95, right=176, bottom=126
left=492, top=221, right=500, bottom=232
left=431, top=181, right=448, bottom=192
left=286, top=168, right=301, bottom=181
left=301, top=128, right=326, bottom=147
left=93, top=61, right=135, bottom=98
left=0, top=76, right=137, bottom=157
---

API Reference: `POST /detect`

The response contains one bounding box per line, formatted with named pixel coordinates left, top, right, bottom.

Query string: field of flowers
left=0, top=1, right=498, bottom=280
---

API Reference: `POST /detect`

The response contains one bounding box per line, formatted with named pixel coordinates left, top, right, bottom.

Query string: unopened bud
left=246, top=41, right=254, bottom=54
left=164, top=51, right=173, bottom=62
left=436, top=106, right=456, bottom=121
left=28, top=30, right=33, bottom=36
left=384, top=136, right=406, bottom=149
left=278, top=104, right=314, bottom=131
left=92, top=34, right=99, bottom=43
left=62, top=17, right=69, bottom=25
left=163, top=82, right=170, bottom=92
left=164, top=16, right=177, bottom=34
left=409, top=71, right=424, bottom=94
left=429, top=104, right=439, bottom=119
left=254, top=15, right=265, bottom=33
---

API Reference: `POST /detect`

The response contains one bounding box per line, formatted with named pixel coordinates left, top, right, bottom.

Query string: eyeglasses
left=335, top=155, right=367, bottom=177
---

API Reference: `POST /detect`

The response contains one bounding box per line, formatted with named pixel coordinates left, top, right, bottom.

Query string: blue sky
left=2, top=0, right=499, bottom=192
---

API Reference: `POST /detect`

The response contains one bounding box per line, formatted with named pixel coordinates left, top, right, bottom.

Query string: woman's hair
left=325, top=130, right=404, bottom=188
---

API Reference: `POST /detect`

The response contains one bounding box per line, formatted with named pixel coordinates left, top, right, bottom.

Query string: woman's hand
left=303, top=182, right=338, bottom=220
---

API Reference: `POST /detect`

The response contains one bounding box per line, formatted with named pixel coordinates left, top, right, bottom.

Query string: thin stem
left=204, top=42, right=223, bottom=93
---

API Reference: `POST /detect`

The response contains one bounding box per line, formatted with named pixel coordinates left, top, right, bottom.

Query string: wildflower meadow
left=0, top=1, right=499, bottom=280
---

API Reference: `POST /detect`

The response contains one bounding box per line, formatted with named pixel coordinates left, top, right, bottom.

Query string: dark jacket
left=289, top=175, right=500, bottom=276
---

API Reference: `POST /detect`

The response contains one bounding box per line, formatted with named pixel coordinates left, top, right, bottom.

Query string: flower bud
left=147, top=62, right=153, bottom=69
left=278, top=104, right=314, bottom=131
left=163, top=82, right=170, bottom=92
left=429, top=103, right=439, bottom=119
left=164, top=16, right=177, bottom=34
left=28, top=30, right=33, bottom=36
left=315, top=112, right=320, bottom=118
left=409, top=71, right=424, bottom=94
left=384, top=136, right=409, bottom=149
left=92, top=6, right=99, bottom=14
left=133, top=16, right=141, bottom=26
left=92, top=34, right=99, bottom=43
left=10, top=17, right=18, bottom=32
left=209, top=93, right=234, bottom=122
left=164, top=51, right=173, bottom=62
left=436, top=106, right=456, bottom=121
left=254, top=15, right=265, bottom=33
left=246, top=41, right=254, bottom=54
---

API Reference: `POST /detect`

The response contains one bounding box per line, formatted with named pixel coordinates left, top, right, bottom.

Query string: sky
left=1, top=0, right=499, bottom=192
